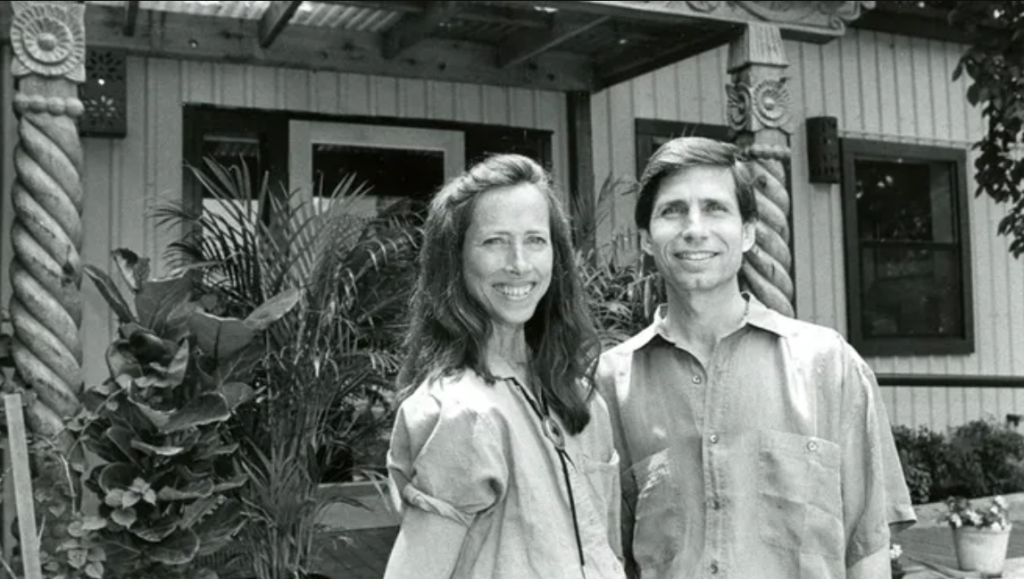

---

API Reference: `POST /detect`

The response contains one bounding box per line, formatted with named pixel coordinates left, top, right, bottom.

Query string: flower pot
left=953, top=524, right=1013, bottom=576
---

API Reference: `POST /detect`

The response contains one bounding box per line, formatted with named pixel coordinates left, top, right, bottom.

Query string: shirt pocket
left=579, top=449, right=620, bottom=521
left=629, top=450, right=680, bottom=568
left=758, top=430, right=844, bottom=559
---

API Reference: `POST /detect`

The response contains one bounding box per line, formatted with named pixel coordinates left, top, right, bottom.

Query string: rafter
left=258, top=1, right=304, bottom=49
left=497, top=14, right=608, bottom=69
left=594, top=25, right=743, bottom=90
left=382, top=1, right=464, bottom=60
left=123, top=0, right=140, bottom=37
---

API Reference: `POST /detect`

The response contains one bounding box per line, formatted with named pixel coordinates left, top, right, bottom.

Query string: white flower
left=890, top=544, right=903, bottom=560
left=992, top=522, right=1004, bottom=532
left=968, top=511, right=983, bottom=526
left=950, top=513, right=963, bottom=528
left=995, top=496, right=1008, bottom=509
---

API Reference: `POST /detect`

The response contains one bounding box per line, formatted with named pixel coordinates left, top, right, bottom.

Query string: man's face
left=641, top=165, right=755, bottom=297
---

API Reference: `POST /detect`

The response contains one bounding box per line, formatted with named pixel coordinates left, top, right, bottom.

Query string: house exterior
left=0, top=1, right=1020, bottom=447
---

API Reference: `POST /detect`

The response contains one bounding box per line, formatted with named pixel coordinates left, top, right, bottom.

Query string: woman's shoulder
left=398, top=368, right=506, bottom=427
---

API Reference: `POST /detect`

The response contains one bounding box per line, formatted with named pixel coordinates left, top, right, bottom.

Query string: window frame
left=634, top=119, right=731, bottom=177
left=841, top=138, right=974, bottom=356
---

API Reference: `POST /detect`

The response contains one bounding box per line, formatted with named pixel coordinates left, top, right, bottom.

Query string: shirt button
left=709, top=434, right=719, bottom=444
left=807, top=441, right=818, bottom=452
left=709, top=498, right=722, bottom=510
left=710, top=561, right=719, bottom=574
left=692, top=375, right=703, bottom=385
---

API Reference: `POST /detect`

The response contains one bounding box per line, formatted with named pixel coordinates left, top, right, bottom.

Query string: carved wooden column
left=7, top=1, right=86, bottom=447
left=727, top=22, right=795, bottom=317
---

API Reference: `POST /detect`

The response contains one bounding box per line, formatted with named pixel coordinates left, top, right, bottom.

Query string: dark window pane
left=854, top=159, right=957, bottom=242
left=312, top=144, right=444, bottom=217
left=859, top=245, right=963, bottom=338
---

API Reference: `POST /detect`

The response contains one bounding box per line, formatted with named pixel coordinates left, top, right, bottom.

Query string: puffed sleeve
left=386, top=387, right=510, bottom=527
left=839, top=345, right=917, bottom=567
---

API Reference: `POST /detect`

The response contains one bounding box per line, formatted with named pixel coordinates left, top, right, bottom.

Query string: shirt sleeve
left=840, top=345, right=918, bottom=567
left=387, top=387, right=509, bottom=527
left=596, top=352, right=640, bottom=578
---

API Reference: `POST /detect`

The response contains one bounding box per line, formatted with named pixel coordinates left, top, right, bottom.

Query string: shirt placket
left=701, top=346, right=730, bottom=578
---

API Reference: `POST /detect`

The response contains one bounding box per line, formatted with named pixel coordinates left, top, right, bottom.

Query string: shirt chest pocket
left=758, top=430, right=844, bottom=559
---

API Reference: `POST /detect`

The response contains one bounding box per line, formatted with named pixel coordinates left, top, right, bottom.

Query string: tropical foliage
left=76, top=250, right=300, bottom=577
left=898, top=1, right=1024, bottom=256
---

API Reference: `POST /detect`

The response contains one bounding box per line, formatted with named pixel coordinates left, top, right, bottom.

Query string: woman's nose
left=505, top=243, right=528, bottom=273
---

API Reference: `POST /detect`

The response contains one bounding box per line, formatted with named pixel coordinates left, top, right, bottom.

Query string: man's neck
left=663, top=286, right=748, bottom=367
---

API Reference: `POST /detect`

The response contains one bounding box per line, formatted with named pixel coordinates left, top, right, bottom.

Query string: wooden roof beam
left=123, top=0, right=140, bottom=36
left=497, top=14, right=609, bottom=69
left=325, top=1, right=552, bottom=28
left=259, top=1, right=304, bottom=49
left=383, top=1, right=464, bottom=60
left=1, top=3, right=595, bottom=92
left=594, top=25, right=743, bottom=90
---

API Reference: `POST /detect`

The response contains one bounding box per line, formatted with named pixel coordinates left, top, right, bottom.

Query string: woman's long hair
left=397, top=154, right=599, bottom=434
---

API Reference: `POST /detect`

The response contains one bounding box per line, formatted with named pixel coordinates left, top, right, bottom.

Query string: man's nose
left=681, top=209, right=709, bottom=239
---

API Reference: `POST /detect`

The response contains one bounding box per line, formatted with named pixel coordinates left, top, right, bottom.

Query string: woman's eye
left=483, top=237, right=507, bottom=245
left=527, top=236, right=549, bottom=246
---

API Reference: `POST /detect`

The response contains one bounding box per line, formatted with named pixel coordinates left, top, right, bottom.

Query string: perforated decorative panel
left=79, top=48, right=127, bottom=138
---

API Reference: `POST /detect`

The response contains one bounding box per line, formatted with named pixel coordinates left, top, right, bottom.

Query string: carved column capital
left=10, top=1, right=86, bottom=82
left=727, top=23, right=792, bottom=141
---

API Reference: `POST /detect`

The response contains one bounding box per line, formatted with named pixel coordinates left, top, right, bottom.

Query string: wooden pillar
left=567, top=90, right=596, bottom=260
left=7, top=1, right=86, bottom=447
left=727, top=22, right=795, bottom=317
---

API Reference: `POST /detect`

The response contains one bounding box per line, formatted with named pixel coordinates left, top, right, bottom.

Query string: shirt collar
left=635, top=292, right=794, bottom=351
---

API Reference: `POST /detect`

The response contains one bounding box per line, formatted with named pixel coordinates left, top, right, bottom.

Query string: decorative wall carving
left=727, top=78, right=793, bottom=134
left=639, top=1, right=874, bottom=35
left=10, top=1, right=86, bottom=81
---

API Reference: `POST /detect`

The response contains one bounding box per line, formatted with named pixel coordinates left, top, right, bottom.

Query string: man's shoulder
left=600, top=324, right=659, bottom=361
left=766, top=310, right=848, bottom=351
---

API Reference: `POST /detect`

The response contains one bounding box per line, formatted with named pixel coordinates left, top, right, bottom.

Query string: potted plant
left=889, top=542, right=906, bottom=579
left=943, top=495, right=1013, bottom=575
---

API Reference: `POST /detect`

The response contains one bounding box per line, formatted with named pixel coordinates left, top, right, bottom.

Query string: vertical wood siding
left=589, top=29, right=1024, bottom=430
left=0, top=53, right=570, bottom=389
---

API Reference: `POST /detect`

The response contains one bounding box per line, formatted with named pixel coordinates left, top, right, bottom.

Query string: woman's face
left=462, top=183, right=554, bottom=334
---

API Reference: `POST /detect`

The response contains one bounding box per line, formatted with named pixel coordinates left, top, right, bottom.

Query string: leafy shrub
left=946, top=419, right=1024, bottom=498
left=892, top=419, right=1024, bottom=504
left=78, top=252, right=299, bottom=578
left=893, top=425, right=950, bottom=504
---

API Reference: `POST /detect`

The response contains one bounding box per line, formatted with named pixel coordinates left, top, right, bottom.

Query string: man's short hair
left=634, top=136, right=759, bottom=231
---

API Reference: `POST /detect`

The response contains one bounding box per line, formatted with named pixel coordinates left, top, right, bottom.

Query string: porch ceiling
left=2, top=1, right=872, bottom=92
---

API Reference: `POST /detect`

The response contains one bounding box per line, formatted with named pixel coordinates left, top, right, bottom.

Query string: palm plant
left=574, top=173, right=664, bottom=348
left=152, top=158, right=422, bottom=577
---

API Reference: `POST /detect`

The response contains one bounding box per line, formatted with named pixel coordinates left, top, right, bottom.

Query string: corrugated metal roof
left=82, top=1, right=402, bottom=33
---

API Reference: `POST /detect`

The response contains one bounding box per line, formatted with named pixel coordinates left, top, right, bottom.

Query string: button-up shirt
left=596, top=295, right=916, bottom=579
left=386, top=369, right=626, bottom=579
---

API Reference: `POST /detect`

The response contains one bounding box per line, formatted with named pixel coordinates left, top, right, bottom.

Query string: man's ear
left=640, top=229, right=654, bottom=256
left=741, top=219, right=756, bottom=253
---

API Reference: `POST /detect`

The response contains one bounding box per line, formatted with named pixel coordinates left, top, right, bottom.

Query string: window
left=635, top=119, right=731, bottom=177
left=841, top=139, right=974, bottom=356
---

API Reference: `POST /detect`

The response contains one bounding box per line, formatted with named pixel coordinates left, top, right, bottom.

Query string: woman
left=384, top=154, right=625, bottom=579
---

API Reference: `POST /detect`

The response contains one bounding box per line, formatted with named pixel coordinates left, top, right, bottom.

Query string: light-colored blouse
left=386, top=369, right=626, bottom=579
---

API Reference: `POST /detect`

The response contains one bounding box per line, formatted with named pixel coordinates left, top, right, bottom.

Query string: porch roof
left=1, top=1, right=874, bottom=92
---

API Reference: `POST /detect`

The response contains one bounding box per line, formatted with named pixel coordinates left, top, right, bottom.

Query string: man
left=597, top=137, right=916, bottom=579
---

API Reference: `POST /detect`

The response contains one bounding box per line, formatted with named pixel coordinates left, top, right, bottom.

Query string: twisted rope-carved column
left=727, top=22, right=795, bottom=317
left=7, top=1, right=87, bottom=448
